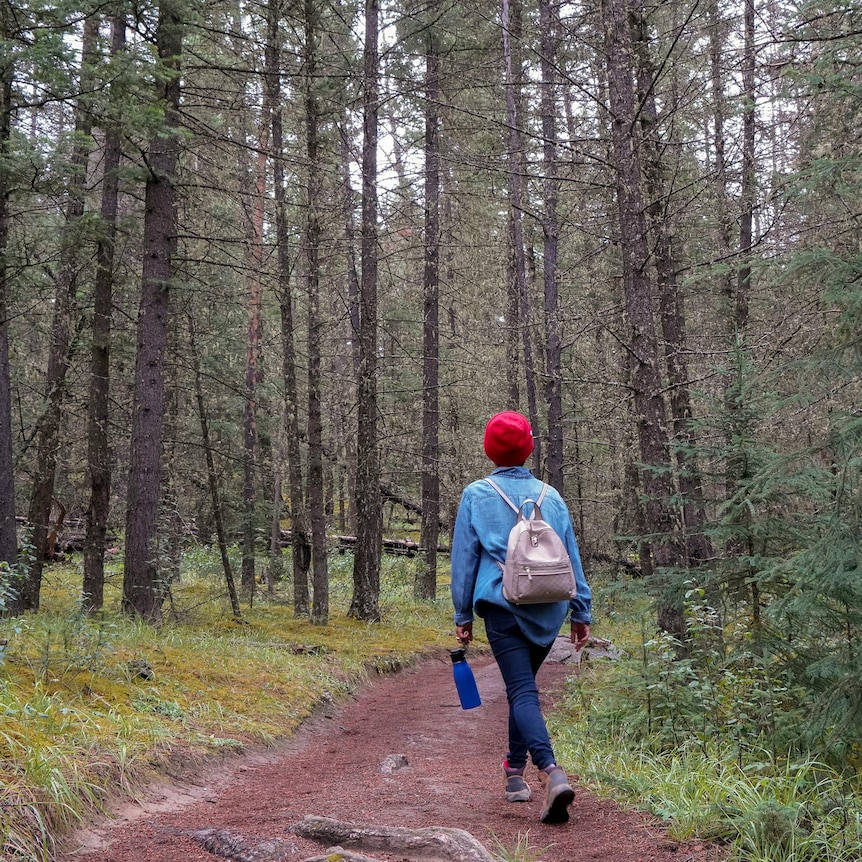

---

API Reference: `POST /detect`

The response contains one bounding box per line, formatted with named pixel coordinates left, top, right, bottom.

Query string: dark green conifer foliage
left=760, top=0, right=862, bottom=759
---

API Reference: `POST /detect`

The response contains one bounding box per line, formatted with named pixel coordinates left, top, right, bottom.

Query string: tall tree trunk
left=501, top=0, right=540, bottom=468
left=304, top=0, right=329, bottom=625
left=339, top=121, right=361, bottom=374
left=539, top=0, right=564, bottom=491
left=20, top=17, right=98, bottom=611
left=631, top=9, right=714, bottom=568
left=279, top=293, right=312, bottom=615
left=504, top=0, right=521, bottom=419
left=708, top=0, right=734, bottom=315
left=123, top=0, right=182, bottom=622
left=241, top=336, right=260, bottom=602
left=0, top=7, right=17, bottom=571
left=339, top=123, right=361, bottom=535
left=262, top=15, right=283, bottom=598
left=505, top=234, right=520, bottom=406
left=350, top=0, right=382, bottom=622
left=736, top=0, right=755, bottom=340
left=83, top=12, right=126, bottom=613
left=418, top=16, right=441, bottom=600
left=725, top=0, right=758, bottom=623
left=266, top=407, right=286, bottom=592
left=265, top=0, right=311, bottom=615
left=239, top=90, right=269, bottom=602
left=708, top=0, right=741, bottom=575
left=601, top=0, right=683, bottom=635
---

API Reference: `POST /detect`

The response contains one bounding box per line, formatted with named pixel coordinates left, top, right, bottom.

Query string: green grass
left=0, top=548, right=457, bottom=861
left=490, top=829, right=552, bottom=861
left=548, top=614, right=862, bottom=862
left=551, top=720, right=862, bottom=861
left=5, top=552, right=862, bottom=862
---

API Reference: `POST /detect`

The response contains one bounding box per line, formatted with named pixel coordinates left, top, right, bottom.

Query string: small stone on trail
left=378, top=753, right=409, bottom=774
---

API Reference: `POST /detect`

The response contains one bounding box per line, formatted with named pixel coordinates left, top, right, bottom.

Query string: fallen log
left=189, top=827, right=296, bottom=861
left=330, top=535, right=450, bottom=558
left=292, top=815, right=496, bottom=862
left=380, top=484, right=448, bottom=531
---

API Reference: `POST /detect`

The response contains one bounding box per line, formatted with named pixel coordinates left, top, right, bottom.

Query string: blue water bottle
left=450, top=647, right=481, bottom=709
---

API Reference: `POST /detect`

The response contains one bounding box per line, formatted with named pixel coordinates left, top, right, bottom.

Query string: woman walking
left=450, top=411, right=592, bottom=824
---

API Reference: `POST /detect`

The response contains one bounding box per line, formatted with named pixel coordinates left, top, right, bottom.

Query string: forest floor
left=60, top=644, right=726, bottom=862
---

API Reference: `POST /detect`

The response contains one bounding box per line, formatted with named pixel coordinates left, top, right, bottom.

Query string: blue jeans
left=483, top=605, right=556, bottom=771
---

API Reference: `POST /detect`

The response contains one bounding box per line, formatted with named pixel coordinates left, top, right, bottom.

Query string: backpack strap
left=483, top=477, right=519, bottom=513
left=484, top=477, right=549, bottom=517
left=536, top=483, right=548, bottom=506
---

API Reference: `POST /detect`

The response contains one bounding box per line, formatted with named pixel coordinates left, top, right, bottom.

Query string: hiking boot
left=503, top=760, right=532, bottom=802
left=539, top=766, right=574, bottom=824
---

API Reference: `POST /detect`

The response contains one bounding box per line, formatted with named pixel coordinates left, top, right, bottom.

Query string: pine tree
left=123, top=0, right=184, bottom=622
left=0, top=1, right=17, bottom=572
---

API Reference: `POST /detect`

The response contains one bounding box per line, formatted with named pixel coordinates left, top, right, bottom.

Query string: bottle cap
left=449, top=647, right=467, bottom=663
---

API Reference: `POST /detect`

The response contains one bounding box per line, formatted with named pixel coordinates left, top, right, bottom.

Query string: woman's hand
left=455, top=623, right=473, bottom=645
left=571, top=621, right=590, bottom=649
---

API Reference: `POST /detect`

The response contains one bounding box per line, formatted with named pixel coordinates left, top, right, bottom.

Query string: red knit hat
left=483, top=411, right=534, bottom=466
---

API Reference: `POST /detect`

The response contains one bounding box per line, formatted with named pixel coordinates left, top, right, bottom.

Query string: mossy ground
left=0, top=549, right=460, bottom=859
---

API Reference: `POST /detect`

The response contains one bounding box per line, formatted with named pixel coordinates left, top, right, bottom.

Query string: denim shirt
left=450, top=466, right=592, bottom=646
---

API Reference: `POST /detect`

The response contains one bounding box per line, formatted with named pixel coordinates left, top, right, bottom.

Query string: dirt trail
left=61, top=646, right=722, bottom=862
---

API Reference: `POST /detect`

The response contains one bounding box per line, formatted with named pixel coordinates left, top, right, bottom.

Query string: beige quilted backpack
left=484, top=478, right=577, bottom=605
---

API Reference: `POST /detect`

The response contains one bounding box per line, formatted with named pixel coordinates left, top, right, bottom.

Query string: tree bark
left=266, top=409, right=286, bottom=592
left=262, top=1, right=284, bottom=597
left=501, top=0, right=540, bottom=468
left=502, top=0, right=522, bottom=410
left=350, top=0, right=382, bottom=622
left=123, top=0, right=182, bottom=622
left=239, top=53, right=270, bottom=602
left=418, top=14, right=441, bottom=601
left=83, top=12, right=126, bottom=614
left=736, top=0, right=755, bottom=339
left=539, top=0, right=564, bottom=491
left=708, top=0, right=734, bottom=315
left=725, top=0, right=758, bottom=623
left=304, top=0, right=329, bottom=625
left=505, top=229, right=520, bottom=407
left=265, top=0, right=312, bottom=616
left=0, top=6, right=17, bottom=571
left=21, top=16, right=98, bottom=611
left=340, top=121, right=361, bottom=536
left=630, top=9, right=714, bottom=568
left=601, top=0, right=683, bottom=635
left=241, top=293, right=262, bottom=604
